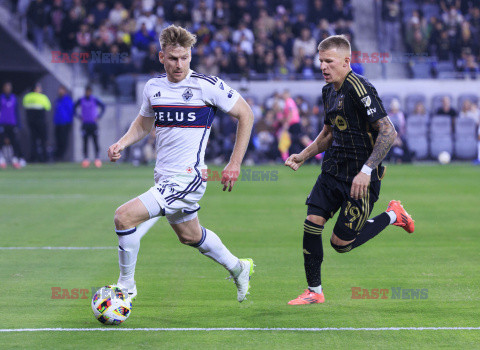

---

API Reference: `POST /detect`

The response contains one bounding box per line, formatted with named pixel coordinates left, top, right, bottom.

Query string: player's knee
left=177, top=233, right=197, bottom=245
left=306, top=215, right=326, bottom=226
left=330, top=239, right=353, bottom=253
left=114, top=205, right=132, bottom=230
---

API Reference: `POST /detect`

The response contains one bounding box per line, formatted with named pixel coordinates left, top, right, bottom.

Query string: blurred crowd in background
left=382, top=0, right=480, bottom=78
left=1, top=0, right=480, bottom=168
left=14, top=0, right=357, bottom=89
left=1, top=80, right=479, bottom=168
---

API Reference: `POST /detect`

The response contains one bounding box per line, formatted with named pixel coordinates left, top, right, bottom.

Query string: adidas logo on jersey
left=153, top=91, right=161, bottom=98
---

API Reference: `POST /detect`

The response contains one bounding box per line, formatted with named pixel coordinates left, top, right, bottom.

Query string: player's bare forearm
left=227, top=97, right=254, bottom=165
left=300, top=125, right=333, bottom=161
left=222, top=97, right=254, bottom=191
left=365, top=116, right=397, bottom=169
left=118, top=114, right=154, bottom=149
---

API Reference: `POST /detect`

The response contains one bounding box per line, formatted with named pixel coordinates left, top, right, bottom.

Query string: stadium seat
left=429, top=116, right=453, bottom=158
left=454, top=118, right=478, bottom=159
left=430, top=136, right=454, bottom=158
left=406, top=135, right=429, bottom=159
left=406, top=116, right=429, bottom=159
left=457, top=94, right=479, bottom=111
left=430, top=116, right=452, bottom=136
left=115, top=74, right=136, bottom=103
left=431, top=94, right=454, bottom=113
left=411, top=62, right=432, bottom=79
left=381, top=94, right=401, bottom=111
left=405, top=94, right=426, bottom=115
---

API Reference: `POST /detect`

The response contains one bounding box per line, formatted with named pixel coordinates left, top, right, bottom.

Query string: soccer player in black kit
left=285, top=35, right=415, bottom=305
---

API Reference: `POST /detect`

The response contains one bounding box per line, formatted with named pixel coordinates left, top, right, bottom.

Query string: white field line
left=0, top=247, right=116, bottom=250
left=1, top=327, right=479, bottom=332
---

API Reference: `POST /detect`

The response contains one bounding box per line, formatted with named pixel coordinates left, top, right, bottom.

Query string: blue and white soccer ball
left=91, top=285, right=132, bottom=325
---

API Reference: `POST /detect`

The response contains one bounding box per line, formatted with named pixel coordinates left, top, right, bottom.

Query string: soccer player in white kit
left=107, top=25, right=255, bottom=302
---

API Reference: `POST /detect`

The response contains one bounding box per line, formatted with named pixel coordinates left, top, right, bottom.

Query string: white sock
left=194, top=227, right=240, bottom=274
left=309, top=285, right=322, bottom=294
left=477, top=141, right=480, bottom=161
left=386, top=210, right=397, bottom=225
left=117, top=217, right=160, bottom=288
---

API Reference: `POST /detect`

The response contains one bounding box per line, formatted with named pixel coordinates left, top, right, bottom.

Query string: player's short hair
left=160, top=25, right=197, bottom=50
left=318, top=35, right=351, bottom=55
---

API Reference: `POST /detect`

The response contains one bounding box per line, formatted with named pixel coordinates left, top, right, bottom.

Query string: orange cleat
left=288, top=289, right=325, bottom=305
left=387, top=200, right=415, bottom=233
left=81, top=159, right=90, bottom=168
left=94, top=159, right=102, bottom=168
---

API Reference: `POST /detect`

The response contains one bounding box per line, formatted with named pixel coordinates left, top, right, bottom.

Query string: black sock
left=351, top=212, right=390, bottom=249
left=303, top=219, right=324, bottom=287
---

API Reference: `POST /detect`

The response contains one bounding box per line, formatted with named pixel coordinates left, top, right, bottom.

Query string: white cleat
left=117, top=282, right=137, bottom=300
left=228, top=258, right=255, bottom=303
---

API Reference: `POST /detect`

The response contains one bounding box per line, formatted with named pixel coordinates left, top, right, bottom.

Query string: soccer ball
left=438, top=151, right=451, bottom=164
left=91, top=285, right=132, bottom=325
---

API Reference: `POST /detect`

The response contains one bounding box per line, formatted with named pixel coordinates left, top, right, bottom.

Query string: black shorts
left=306, top=172, right=381, bottom=241
left=82, top=123, right=98, bottom=137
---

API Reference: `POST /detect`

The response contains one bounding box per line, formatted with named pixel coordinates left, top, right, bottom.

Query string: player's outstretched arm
left=285, top=124, right=333, bottom=171
left=222, top=96, right=254, bottom=192
left=108, top=114, right=154, bottom=162
left=350, top=116, right=396, bottom=199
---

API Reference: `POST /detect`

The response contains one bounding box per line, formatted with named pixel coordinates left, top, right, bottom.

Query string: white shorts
left=138, top=173, right=207, bottom=224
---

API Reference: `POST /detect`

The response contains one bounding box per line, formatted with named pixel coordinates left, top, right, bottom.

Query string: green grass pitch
left=1, top=163, right=480, bottom=349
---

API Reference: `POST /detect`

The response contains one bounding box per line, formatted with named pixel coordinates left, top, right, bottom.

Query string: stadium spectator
left=411, top=101, right=429, bottom=119
left=436, top=96, right=458, bottom=119
left=76, top=23, right=92, bottom=50
left=137, top=11, right=157, bottom=31
left=459, top=99, right=480, bottom=126
left=387, top=98, right=410, bottom=163
left=281, top=90, right=302, bottom=156
left=27, top=0, right=50, bottom=51
left=275, top=53, right=294, bottom=80
left=212, top=0, right=230, bottom=29
left=61, top=8, right=81, bottom=51
left=23, top=83, right=51, bottom=163
left=293, top=28, right=317, bottom=69
left=192, top=0, right=213, bottom=25
left=296, top=56, right=318, bottom=80
left=91, top=1, right=109, bottom=27
left=133, top=23, right=156, bottom=52
left=109, top=2, right=129, bottom=27
left=331, top=0, right=354, bottom=25
left=75, top=86, right=105, bottom=168
left=142, top=43, right=162, bottom=75
left=53, top=85, right=74, bottom=161
left=309, top=0, right=330, bottom=24
left=0, top=82, right=25, bottom=168
left=254, top=8, right=275, bottom=37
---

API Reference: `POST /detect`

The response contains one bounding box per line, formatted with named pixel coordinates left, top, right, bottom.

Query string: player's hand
left=221, top=162, right=240, bottom=192
left=285, top=154, right=305, bottom=171
left=108, top=142, right=125, bottom=162
left=350, top=171, right=371, bottom=199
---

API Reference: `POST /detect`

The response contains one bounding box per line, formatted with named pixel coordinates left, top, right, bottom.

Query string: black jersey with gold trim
left=321, top=70, right=387, bottom=182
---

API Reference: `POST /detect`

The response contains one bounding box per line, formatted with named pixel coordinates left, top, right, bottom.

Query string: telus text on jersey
left=154, top=111, right=196, bottom=122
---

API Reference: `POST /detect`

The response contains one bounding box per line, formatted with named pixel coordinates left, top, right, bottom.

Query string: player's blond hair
left=159, top=25, right=197, bottom=50
left=318, top=35, right=351, bottom=56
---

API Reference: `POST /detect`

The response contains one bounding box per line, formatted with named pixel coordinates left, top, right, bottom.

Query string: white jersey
left=139, top=70, right=240, bottom=181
